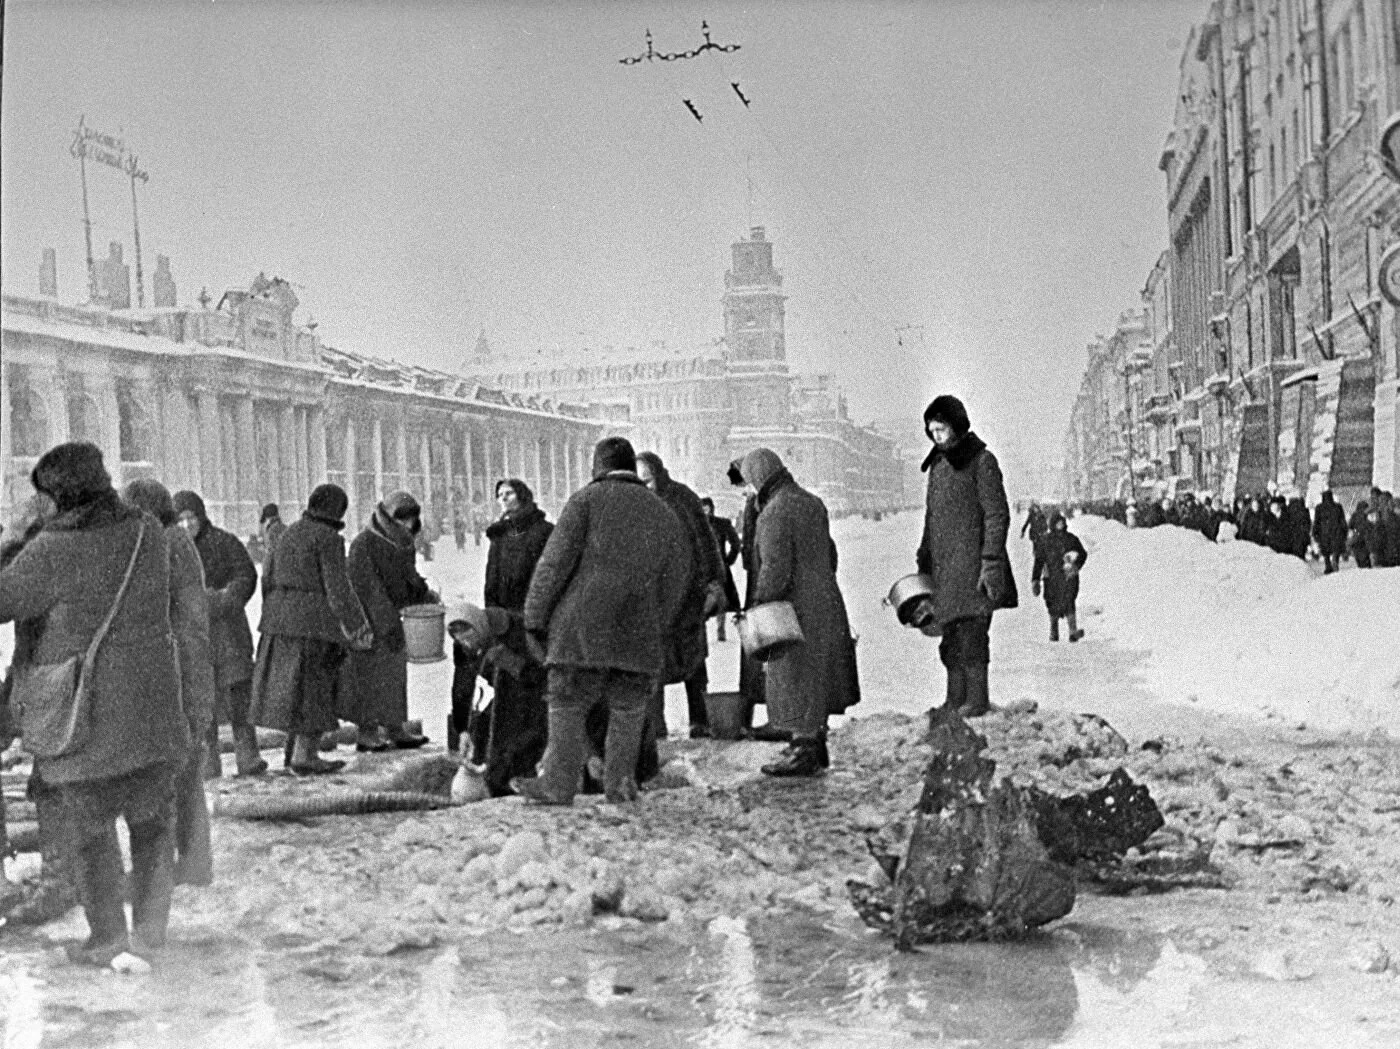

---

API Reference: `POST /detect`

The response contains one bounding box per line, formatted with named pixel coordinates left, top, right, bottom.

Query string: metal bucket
left=704, top=691, right=749, bottom=740
left=737, top=602, right=805, bottom=662
left=885, top=574, right=936, bottom=626
left=401, top=604, right=447, bottom=663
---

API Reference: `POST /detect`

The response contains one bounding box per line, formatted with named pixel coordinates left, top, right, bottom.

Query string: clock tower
left=723, top=227, right=791, bottom=427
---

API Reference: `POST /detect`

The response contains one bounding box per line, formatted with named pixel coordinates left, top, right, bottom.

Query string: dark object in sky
left=683, top=99, right=703, bottom=123
left=620, top=21, right=741, bottom=65
left=619, top=28, right=663, bottom=65
left=731, top=82, right=751, bottom=108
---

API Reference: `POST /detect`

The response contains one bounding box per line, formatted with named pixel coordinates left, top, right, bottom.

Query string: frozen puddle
left=4, top=914, right=1389, bottom=1048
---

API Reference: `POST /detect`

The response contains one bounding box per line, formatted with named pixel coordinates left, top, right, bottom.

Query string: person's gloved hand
left=347, top=623, right=374, bottom=652
left=918, top=619, right=942, bottom=637
left=977, top=557, right=1007, bottom=604
left=1031, top=578, right=1042, bottom=597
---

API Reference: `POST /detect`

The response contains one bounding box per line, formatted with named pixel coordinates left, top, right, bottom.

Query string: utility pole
left=71, top=116, right=99, bottom=301
left=125, top=152, right=150, bottom=308
left=1123, top=366, right=1137, bottom=503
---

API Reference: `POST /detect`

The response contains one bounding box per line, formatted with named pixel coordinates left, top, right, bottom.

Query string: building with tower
left=475, top=227, right=904, bottom=516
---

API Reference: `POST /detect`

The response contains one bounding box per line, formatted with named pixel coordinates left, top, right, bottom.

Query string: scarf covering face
left=372, top=490, right=420, bottom=550
left=740, top=448, right=785, bottom=493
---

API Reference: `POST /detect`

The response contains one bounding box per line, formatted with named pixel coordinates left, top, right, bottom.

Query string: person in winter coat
left=1375, top=491, right=1400, bottom=568
left=701, top=497, right=741, bottom=642
left=1019, top=502, right=1048, bottom=546
left=1284, top=496, right=1312, bottom=560
left=1348, top=500, right=1374, bottom=568
left=0, top=443, right=189, bottom=964
left=124, top=480, right=215, bottom=888
left=740, top=448, right=859, bottom=777
left=1311, top=491, right=1348, bottom=573
left=338, top=491, right=434, bottom=752
left=250, top=484, right=371, bottom=775
left=259, top=504, right=286, bottom=569
left=1238, top=496, right=1268, bottom=545
left=171, top=490, right=263, bottom=778
left=457, top=478, right=553, bottom=795
left=514, top=437, right=689, bottom=805
left=1263, top=497, right=1292, bottom=555
left=0, top=492, right=82, bottom=928
left=913, top=395, right=1018, bottom=719
left=636, top=452, right=727, bottom=739
left=1198, top=496, right=1223, bottom=542
left=1031, top=512, right=1088, bottom=642
left=730, top=459, right=771, bottom=734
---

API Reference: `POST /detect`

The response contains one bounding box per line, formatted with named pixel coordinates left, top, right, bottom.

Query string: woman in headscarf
left=250, top=484, right=372, bottom=775
left=124, top=479, right=216, bottom=887
left=338, top=490, right=433, bottom=752
left=740, top=447, right=859, bottom=776
left=0, top=443, right=189, bottom=963
left=1030, top=510, right=1088, bottom=643
left=457, top=478, right=552, bottom=795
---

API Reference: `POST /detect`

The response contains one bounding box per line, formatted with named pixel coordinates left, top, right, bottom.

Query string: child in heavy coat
left=1031, top=512, right=1088, bottom=642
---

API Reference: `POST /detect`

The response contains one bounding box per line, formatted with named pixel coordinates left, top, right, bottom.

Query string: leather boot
left=944, top=666, right=968, bottom=710
left=1049, top=618, right=1060, bottom=642
left=128, top=816, right=176, bottom=954
left=962, top=664, right=991, bottom=717
left=1067, top=613, right=1084, bottom=643
left=70, top=828, right=129, bottom=963
left=232, top=724, right=268, bottom=776
left=761, top=737, right=824, bottom=777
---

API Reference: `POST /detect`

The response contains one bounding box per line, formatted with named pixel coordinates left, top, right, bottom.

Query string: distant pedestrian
left=514, top=437, right=688, bottom=805
left=453, top=511, right=468, bottom=552
left=700, top=497, right=740, bottom=642
left=1284, top=495, right=1311, bottom=560
left=1263, top=497, right=1291, bottom=554
left=260, top=503, right=286, bottom=569
left=1032, top=511, right=1087, bottom=642
left=1020, top=502, right=1047, bottom=546
left=1349, top=501, right=1375, bottom=568
left=913, top=395, right=1018, bottom=719
left=249, top=484, right=372, bottom=775
left=1311, top=491, right=1347, bottom=574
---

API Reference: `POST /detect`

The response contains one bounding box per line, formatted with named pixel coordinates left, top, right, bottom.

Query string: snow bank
left=1072, top=515, right=1400, bottom=735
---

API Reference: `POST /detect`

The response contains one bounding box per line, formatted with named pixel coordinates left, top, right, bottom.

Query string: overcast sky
left=1, top=0, right=1202, bottom=483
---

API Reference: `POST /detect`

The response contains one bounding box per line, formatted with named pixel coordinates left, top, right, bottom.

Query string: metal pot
left=885, top=573, right=936, bottom=627
left=736, top=601, right=805, bottom=661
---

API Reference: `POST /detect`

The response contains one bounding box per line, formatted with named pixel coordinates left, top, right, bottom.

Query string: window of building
left=10, top=383, right=49, bottom=458
left=67, top=391, right=102, bottom=446
left=116, top=382, right=154, bottom=464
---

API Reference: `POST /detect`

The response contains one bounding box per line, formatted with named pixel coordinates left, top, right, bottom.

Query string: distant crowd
left=1062, top=486, right=1400, bottom=572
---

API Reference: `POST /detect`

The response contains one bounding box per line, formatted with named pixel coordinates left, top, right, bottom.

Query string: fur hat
left=740, top=447, right=785, bottom=492
left=307, top=483, right=349, bottom=523
left=171, top=490, right=208, bottom=522
left=124, top=479, right=176, bottom=527
left=727, top=459, right=746, bottom=487
left=923, top=395, right=971, bottom=437
left=30, top=442, right=112, bottom=513
left=381, top=490, right=421, bottom=520
left=260, top=503, right=281, bottom=523
left=591, top=436, right=636, bottom=478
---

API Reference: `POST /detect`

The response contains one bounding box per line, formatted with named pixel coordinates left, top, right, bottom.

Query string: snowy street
left=4, top=509, right=1400, bottom=1047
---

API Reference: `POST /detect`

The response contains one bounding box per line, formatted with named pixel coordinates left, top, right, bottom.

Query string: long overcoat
left=0, top=496, right=188, bottom=784
left=524, top=472, right=689, bottom=679
left=338, top=511, right=431, bottom=726
left=192, top=520, right=257, bottom=690
left=167, top=525, right=215, bottom=738
left=652, top=474, right=726, bottom=683
left=749, top=472, right=859, bottom=719
left=485, top=506, right=554, bottom=612
left=915, top=432, right=1019, bottom=628
left=1312, top=494, right=1348, bottom=556
left=1032, top=526, right=1087, bottom=618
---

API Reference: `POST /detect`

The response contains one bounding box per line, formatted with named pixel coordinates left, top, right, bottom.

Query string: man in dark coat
left=730, top=460, right=770, bottom=733
left=701, top=497, right=741, bottom=642
left=1311, top=490, right=1348, bottom=573
left=0, top=443, right=189, bottom=963
left=636, top=452, right=727, bottom=739
left=740, top=448, right=858, bottom=776
left=1284, top=495, right=1312, bottom=560
left=339, top=490, right=433, bottom=752
left=172, top=490, right=263, bottom=777
left=515, top=437, right=689, bottom=805
left=250, top=484, right=372, bottom=775
left=914, top=395, right=1017, bottom=719
left=1031, top=512, right=1088, bottom=642
left=1263, top=496, right=1292, bottom=555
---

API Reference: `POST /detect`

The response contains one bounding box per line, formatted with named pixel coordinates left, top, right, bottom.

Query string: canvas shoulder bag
left=15, top=519, right=146, bottom=759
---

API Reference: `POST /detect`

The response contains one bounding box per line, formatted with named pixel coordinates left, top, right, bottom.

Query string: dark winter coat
left=0, top=495, right=188, bottom=784
left=750, top=472, right=859, bottom=717
left=191, top=518, right=257, bottom=689
left=1263, top=509, right=1292, bottom=555
left=1377, top=508, right=1400, bottom=568
left=650, top=472, right=726, bottom=683
left=1284, top=499, right=1312, bottom=558
left=167, top=526, right=215, bottom=739
left=1238, top=507, right=1268, bottom=545
left=916, top=432, right=1019, bottom=628
left=1311, top=494, right=1348, bottom=556
left=707, top=513, right=742, bottom=613
left=485, top=505, right=554, bottom=613
left=523, top=471, right=690, bottom=678
left=1032, top=525, right=1087, bottom=618
left=1348, top=505, right=1373, bottom=566
left=257, top=512, right=370, bottom=644
left=261, top=518, right=287, bottom=568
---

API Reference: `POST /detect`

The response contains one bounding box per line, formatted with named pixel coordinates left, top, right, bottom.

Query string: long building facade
left=2, top=268, right=615, bottom=538
left=475, top=227, right=905, bottom=517
left=1065, top=0, right=1400, bottom=509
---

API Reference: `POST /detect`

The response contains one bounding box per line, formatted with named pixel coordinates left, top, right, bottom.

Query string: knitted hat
left=307, top=483, right=349, bottom=522
left=923, top=395, right=971, bottom=437
left=260, top=503, right=281, bottom=523
left=124, top=479, right=176, bottom=527
left=740, top=447, right=785, bottom=492
left=591, top=436, right=636, bottom=478
left=381, top=490, right=421, bottom=520
left=635, top=451, right=668, bottom=484
left=171, top=490, right=208, bottom=521
left=30, top=442, right=112, bottom=513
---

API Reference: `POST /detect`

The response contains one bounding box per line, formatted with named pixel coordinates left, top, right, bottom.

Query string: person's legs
left=69, top=825, right=128, bottom=961
left=938, top=626, right=968, bottom=711
left=226, top=681, right=267, bottom=775
left=685, top=666, right=710, bottom=737
left=1049, top=613, right=1060, bottom=642
left=1067, top=608, right=1083, bottom=642
left=646, top=681, right=668, bottom=742
left=128, top=813, right=176, bottom=951
left=173, top=747, right=213, bottom=887
left=516, top=666, right=599, bottom=804
left=602, top=671, right=654, bottom=802
left=959, top=617, right=993, bottom=716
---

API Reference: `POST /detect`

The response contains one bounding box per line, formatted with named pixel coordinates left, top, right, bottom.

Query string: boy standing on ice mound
left=1031, top=511, right=1087, bottom=642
